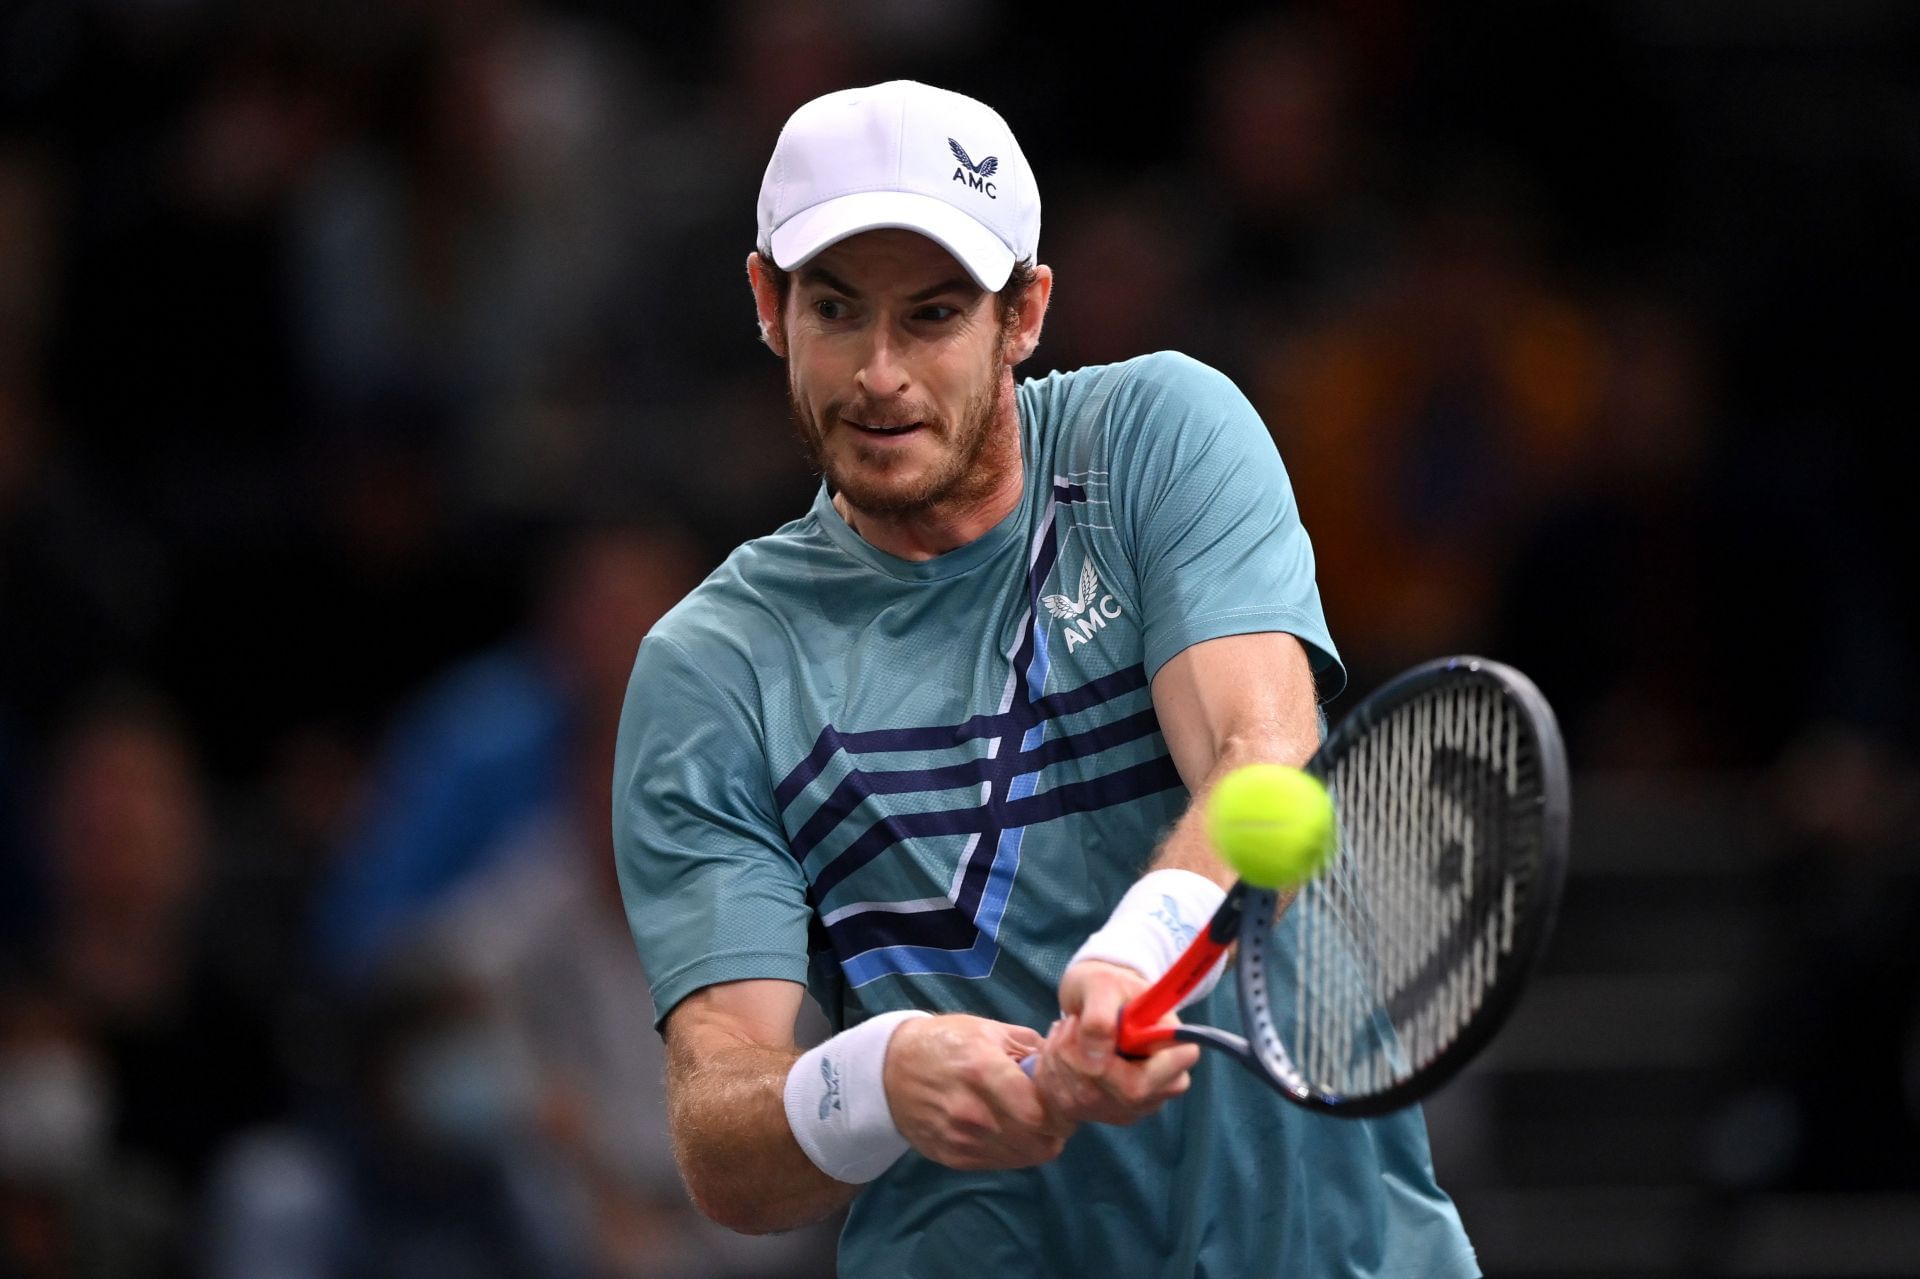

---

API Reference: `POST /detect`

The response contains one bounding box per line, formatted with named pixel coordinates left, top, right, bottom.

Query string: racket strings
left=1276, top=680, right=1536, bottom=1099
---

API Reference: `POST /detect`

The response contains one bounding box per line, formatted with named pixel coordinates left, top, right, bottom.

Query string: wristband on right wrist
left=1067, top=868, right=1230, bottom=1008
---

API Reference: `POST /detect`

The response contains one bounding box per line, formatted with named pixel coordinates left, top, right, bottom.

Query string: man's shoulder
left=644, top=510, right=828, bottom=666
left=1026, top=349, right=1234, bottom=401
left=1023, top=351, right=1244, bottom=443
left=1103, top=349, right=1245, bottom=416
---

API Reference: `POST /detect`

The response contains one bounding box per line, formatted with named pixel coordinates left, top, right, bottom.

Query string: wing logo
left=948, top=138, right=1000, bottom=199
left=1041, top=558, right=1099, bottom=621
left=818, top=1055, right=842, bottom=1120
left=1043, top=559, right=1125, bottom=653
left=1149, top=894, right=1198, bottom=948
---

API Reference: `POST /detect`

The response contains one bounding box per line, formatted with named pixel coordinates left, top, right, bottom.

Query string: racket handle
left=1113, top=883, right=1245, bottom=1055
left=1018, top=1007, right=1182, bottom=1077
left=1020, top=883, right=1246, bottom=1072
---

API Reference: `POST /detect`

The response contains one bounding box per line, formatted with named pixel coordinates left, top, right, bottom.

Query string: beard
left=786, top=349, right=1012, bottom=520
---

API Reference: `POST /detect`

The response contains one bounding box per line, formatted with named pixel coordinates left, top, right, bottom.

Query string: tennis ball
left=1205, top=764, right=1336, bottom=888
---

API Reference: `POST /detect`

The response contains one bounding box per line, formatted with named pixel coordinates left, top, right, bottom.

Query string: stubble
left=785, top=345, right=1015, bottom=520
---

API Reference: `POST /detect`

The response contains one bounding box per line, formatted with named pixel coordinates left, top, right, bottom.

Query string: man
left=613, top=81, right=1478, bottom=1276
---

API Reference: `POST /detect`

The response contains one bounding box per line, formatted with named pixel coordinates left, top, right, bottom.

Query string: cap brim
left=767, top=191, right=1015, bottom=291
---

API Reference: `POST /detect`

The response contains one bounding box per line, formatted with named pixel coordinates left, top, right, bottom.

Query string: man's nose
left=855, top=330, right=910, bottom=400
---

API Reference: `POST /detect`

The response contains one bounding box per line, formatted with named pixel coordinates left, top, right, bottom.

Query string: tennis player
left=613, top=80, right=1479, bottom=1276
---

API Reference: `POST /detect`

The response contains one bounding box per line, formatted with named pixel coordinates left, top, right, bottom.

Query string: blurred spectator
left=1702, top=727, right=1920, bottom=1196
left=1495, top=291, right=1727, bottom=767
left=1196, top=11, right=1374, bottom=284
left=311, top=522, right=706, bottom=983
left=203, top=960, right=588, bottom=1279
left=1041, top=186, right=1198, bottom=374
left=1184, top=10, right=1399, bottom=375
left=0, top=354, right=161, bottom=740
left=32, top=688, right=289, bottom=1199
left=1, top=144, right=162, bottom=742
left=0, top=720, right=29, bottom=939
left=0, top=982, right=179, bottom=1279
left=717, top=0, right=872, bottom=141
left=206, top=722, right=366, bottom=1069
left=285, top=0, right=650, bottom=518
left=1252, top=181, right=1605, bottom=692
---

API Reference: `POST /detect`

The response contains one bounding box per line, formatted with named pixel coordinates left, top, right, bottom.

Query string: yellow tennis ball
left=1205, top=764, right=1336, bottom=888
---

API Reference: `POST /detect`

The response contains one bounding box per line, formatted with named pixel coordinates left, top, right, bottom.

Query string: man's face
left=773, top=230, right=1011, bottom=518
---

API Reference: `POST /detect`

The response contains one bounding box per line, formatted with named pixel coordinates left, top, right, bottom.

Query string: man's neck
left=833, top=457, right=1023, bottom=561
left=834, top=398, right=1025, bottom=561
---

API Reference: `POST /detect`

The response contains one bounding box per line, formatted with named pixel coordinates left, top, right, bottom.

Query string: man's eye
left=815, top=299, right=847, bottom=320
left=917, top=305, right=958, bottom=322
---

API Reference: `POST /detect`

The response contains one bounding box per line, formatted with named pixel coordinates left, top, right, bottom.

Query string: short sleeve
left=1105, top=352, right=1345, bottom=697
left=612, top=632, right=813, bottom=1029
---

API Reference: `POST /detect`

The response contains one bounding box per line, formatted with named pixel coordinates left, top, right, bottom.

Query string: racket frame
left=1117, top=655, right=1571, bottom=1115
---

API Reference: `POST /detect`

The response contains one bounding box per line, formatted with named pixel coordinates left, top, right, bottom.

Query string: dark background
left=1, top=1, right=1916, bottom=1275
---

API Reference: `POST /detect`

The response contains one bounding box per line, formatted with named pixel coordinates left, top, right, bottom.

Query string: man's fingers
left=1011, top=1059, right=1086, bottom=1138
left=1047, top=1013, right=1078, bottom=1058
left=1030, top=1062, right=1097, bottom=1136
left=982, top=1056, right=1045, bottom=1123
left=999, top=1023, right=1046, bottom=1059
left=1124, top=1041, right=1200, bottom=1103
left=1057, top=960, right=1151, bottom=1071
left=1072, top=983, right=1126, bottom=1065
left=980, top=1030, right=1080, bottom=1145
left=1073, top=1039, right=1200, bottom=1112
left=945, top=1071, right=1066, bottom=1166
left=1045, top=966, right=1205, bottom=1125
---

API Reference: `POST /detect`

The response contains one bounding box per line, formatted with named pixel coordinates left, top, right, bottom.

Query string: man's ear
left=746, top=252, right=787, bottom=357
left=1004, top=264, right=1054, bottom=367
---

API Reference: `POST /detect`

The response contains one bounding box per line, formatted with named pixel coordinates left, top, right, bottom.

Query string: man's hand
left=883, top=1014, right=1076, bottom=1170
left=1035, top=959, right=1199, bottom=1126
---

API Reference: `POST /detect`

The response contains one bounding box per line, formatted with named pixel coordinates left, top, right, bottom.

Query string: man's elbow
left=1214, top=727, right=1315, bottom=772
left=681, top=1166, right=817, bottom=1236
left=688, top=1188, right=779, bottom=1236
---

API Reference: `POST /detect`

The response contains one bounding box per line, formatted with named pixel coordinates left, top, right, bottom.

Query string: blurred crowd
left=1, top=1, right=1915, bottom=1276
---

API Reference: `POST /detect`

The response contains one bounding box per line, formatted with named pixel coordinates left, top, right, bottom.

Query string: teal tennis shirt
left=614, top=351, right=1479, bottom=1277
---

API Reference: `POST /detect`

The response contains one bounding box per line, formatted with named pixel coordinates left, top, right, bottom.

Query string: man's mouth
left=845, top=419, right=926, bottom=437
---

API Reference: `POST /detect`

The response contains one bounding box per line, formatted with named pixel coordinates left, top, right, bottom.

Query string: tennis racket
left=1071, top=654, right=1569, bottom=1116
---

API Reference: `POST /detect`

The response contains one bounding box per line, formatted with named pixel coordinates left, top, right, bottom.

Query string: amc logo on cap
left=947, top=138, right=999, bottom=199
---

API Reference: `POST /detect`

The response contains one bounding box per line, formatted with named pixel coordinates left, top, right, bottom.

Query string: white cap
left=755, top=80, right=1040, bottom=291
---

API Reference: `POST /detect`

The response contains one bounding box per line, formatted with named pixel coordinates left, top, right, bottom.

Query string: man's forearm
left=1063, top=728, right=1318, bottom=1017
left=1146, top=633, right=1322, bottom=888
left=1149, top=730, right=1317, bottom=886
left=666, top=1035, right=858, bottom=1234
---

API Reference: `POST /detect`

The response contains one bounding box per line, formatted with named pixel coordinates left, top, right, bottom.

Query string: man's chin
left=828, top=471, right=941, bottom=518
left=821, top=441, right=928, bottom=504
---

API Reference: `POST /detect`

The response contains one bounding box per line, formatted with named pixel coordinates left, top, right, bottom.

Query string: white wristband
left=783, top=1009, right=930, bottom=1184
left=1068, top=869, right=1230, bottom=1009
